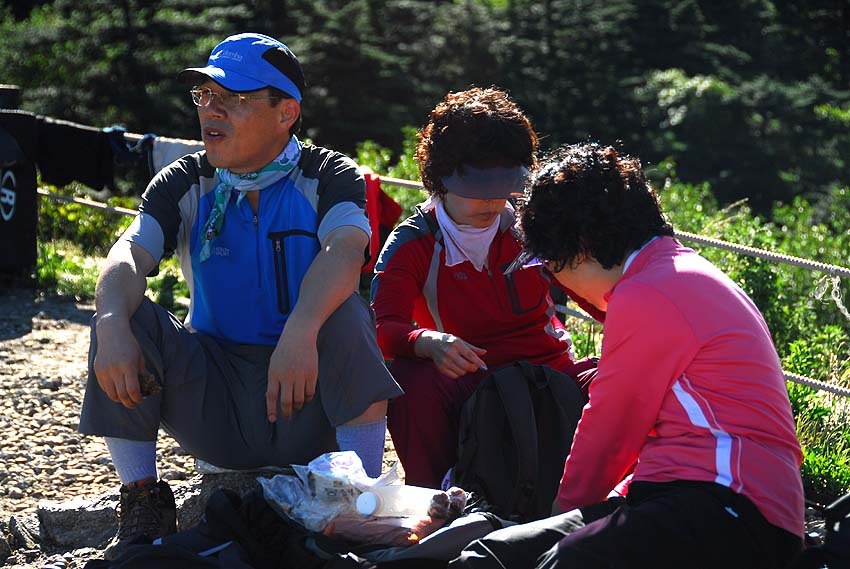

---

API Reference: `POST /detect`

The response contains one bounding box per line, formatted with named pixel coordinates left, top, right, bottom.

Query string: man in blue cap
left=78, top=32, right=402, bottom=559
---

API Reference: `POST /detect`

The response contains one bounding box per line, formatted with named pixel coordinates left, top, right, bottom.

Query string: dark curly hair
left=415, top=87, right=538, bottom=198
left=519, top=143, right=674, bottom=271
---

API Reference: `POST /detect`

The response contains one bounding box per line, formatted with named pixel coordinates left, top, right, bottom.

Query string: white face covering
left=434, top=198, right=502, bottom=272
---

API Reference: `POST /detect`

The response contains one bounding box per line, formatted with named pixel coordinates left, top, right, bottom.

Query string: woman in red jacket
left=370, top=87, right=598, bottom=488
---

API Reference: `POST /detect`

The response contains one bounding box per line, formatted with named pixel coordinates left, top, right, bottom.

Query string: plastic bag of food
left=258, top=451, right=400, bottom=531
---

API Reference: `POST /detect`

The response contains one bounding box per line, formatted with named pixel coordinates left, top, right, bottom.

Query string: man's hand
left=266, top=324, right=319, bottom=422
left=91, top=239, right=155, bottom=408
left=414, top=330, right=487, bottom=379
left=264, top=224, right=368, bottom=422
left=93, top=313, right=147, bottom=408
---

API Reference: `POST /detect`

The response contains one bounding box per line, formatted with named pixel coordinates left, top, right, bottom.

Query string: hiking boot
left=104, top=479, right=177, bottom=561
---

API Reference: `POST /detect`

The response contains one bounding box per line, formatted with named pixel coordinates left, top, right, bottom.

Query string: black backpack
left=789, top=492, right=850, bottom=569
left=450, top=361, right=586, bottom=522
left=83, top=489, right=452, bottom=569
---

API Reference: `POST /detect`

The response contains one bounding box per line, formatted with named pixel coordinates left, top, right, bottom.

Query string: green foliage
left=785, top=327, right=850, bottom=503
left=4, top=0, right=848, bottom=209
left=815, top=103, right=850, bottom=127
left=36, top=240, right=102, bottom=299
left=566, top=319, right=602, bottom=360
left=37, top=182, right=190, bottom=317
left=636, top=68, right=850, bottom=211
left=146, top=256, right=190, bottom=321
left=37, top=183, right=137, bottom=254
left=36, top=182, right=136, bottom=298
left=356, top=126, right=426, bottom=218
left=0, top=0, right=251, bottom=146
left=783, top=326, right=849, bottom=382
left=801, top=447, right=850, bottom=506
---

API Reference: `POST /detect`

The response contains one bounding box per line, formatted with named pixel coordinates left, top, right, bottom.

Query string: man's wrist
left=281, top=310, right=321, bottom=340
left=95, top=310, right=130, bottom=328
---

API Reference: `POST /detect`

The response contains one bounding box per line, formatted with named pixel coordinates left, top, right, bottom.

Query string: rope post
left=0, top=103, right=38, bottom=281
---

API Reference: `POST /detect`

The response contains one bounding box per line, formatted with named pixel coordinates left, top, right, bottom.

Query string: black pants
left=452, top=481, right=802, bottom=569
left=450, top=500, right=619, bottom=569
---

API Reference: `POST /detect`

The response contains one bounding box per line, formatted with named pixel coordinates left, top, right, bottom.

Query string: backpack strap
left=417, top=205, right=443, bottom=244
left=491, top=361, right=540, bottom=517
left=203, top=490, right=265, bottom=561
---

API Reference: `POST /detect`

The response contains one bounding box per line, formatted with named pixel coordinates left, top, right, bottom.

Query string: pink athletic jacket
left=557, top=237, right=804, bottom=538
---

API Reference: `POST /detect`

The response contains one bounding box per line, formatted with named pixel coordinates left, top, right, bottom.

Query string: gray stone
left=37, top=493, right=118, bottom=549
left=174, top=472, right=268, bottom=530
left=0, top=519, right=11, bottom=564
left=8, top=514, right=41, bottom=550
left=29, top=472, right=272, bottom=553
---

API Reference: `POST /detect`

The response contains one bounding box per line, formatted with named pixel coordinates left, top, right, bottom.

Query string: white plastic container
left=355, top=484, right=441, bottom=517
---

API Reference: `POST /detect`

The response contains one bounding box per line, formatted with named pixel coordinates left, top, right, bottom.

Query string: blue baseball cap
left=179, top=33, right=304, bottom=102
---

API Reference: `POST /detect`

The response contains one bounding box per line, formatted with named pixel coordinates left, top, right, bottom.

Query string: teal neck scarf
left=200, top=135, right=302, bottom=262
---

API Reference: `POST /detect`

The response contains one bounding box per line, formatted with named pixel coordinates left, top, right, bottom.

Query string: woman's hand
left=414, top=331, right=487, bottom=378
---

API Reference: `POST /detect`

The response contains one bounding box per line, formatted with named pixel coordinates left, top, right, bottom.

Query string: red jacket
left=371, top=205, right=597, bottom=369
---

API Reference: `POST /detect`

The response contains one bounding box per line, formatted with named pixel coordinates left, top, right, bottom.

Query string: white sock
left=104, top=437, right=158, bottom=485
left=336, top=418, right=387, bottom=478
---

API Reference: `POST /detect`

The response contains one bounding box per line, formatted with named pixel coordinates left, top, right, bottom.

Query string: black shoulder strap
left=417, top=205, right=443, bottom=244
left=537, top=365, right=585, bottom=430
left=491, top=362, right=539, bottom=516
left=203, top=490, right=264, bottom=559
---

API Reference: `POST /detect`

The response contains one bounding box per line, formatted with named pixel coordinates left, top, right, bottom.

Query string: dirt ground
left=0, top=287, right=401, bottom=568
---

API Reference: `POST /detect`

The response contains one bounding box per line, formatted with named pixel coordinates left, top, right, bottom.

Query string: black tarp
left=0, top=110, right=38, bottom=275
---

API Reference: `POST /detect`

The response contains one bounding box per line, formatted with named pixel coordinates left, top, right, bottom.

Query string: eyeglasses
left=190, top=87, right=279, bottom=110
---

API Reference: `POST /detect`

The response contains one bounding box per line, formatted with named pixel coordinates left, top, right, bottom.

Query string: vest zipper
left=254, top=212, right=261, bottom=287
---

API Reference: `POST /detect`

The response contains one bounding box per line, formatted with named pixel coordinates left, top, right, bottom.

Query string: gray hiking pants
left=78, top=293, right=402, bottom=469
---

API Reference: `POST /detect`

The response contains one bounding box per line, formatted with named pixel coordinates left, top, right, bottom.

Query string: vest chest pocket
left=503, top=265, right=547, bottom=315
left=269, top=230, right=319, bottom=315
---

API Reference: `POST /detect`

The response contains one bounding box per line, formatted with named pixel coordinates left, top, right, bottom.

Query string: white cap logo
left=214, top=49, right=244, bottom=62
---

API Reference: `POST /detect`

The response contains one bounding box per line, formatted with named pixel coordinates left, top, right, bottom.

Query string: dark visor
left=441, top=166, right=529, bottom=200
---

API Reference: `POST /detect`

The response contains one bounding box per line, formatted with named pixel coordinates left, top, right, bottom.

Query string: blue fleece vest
left=188, top=176, right=320, bottom=345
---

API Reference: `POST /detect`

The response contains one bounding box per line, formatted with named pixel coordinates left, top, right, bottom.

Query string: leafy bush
left=146, top=256, right=190, bottom=322
left=802, top=447, right=850, bottom=506
left=356, top=126, right=427, bottom=219
left=565, top=317, right=602, bottom=360
left=37, top=182, right=190, bottom=318
left=37, top=182, right=137, bottom=255
left=37, top=240, right=102, bottom=299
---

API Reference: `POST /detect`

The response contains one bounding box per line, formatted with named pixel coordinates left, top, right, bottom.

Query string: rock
left=38, top=378, right=60, bottom=391
left=39, top=554, right=67, bottom=569
left=20, top=548, right=42, bottom=560
left=8, top=514, right=41, bottom=550
left=173, top=472, right=267, bottom=530
left=32, top=472, right=268, bottom=552
left=0, top=519, right=11, bottom=564
left=37, top=494, right=118, bottom=550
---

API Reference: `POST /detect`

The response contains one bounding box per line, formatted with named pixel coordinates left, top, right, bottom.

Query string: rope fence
left=675, top=230, right=850, bottom=280
left=38, top=188, right=137, bottom=217
left=37, top=174, right=850, bottom=397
